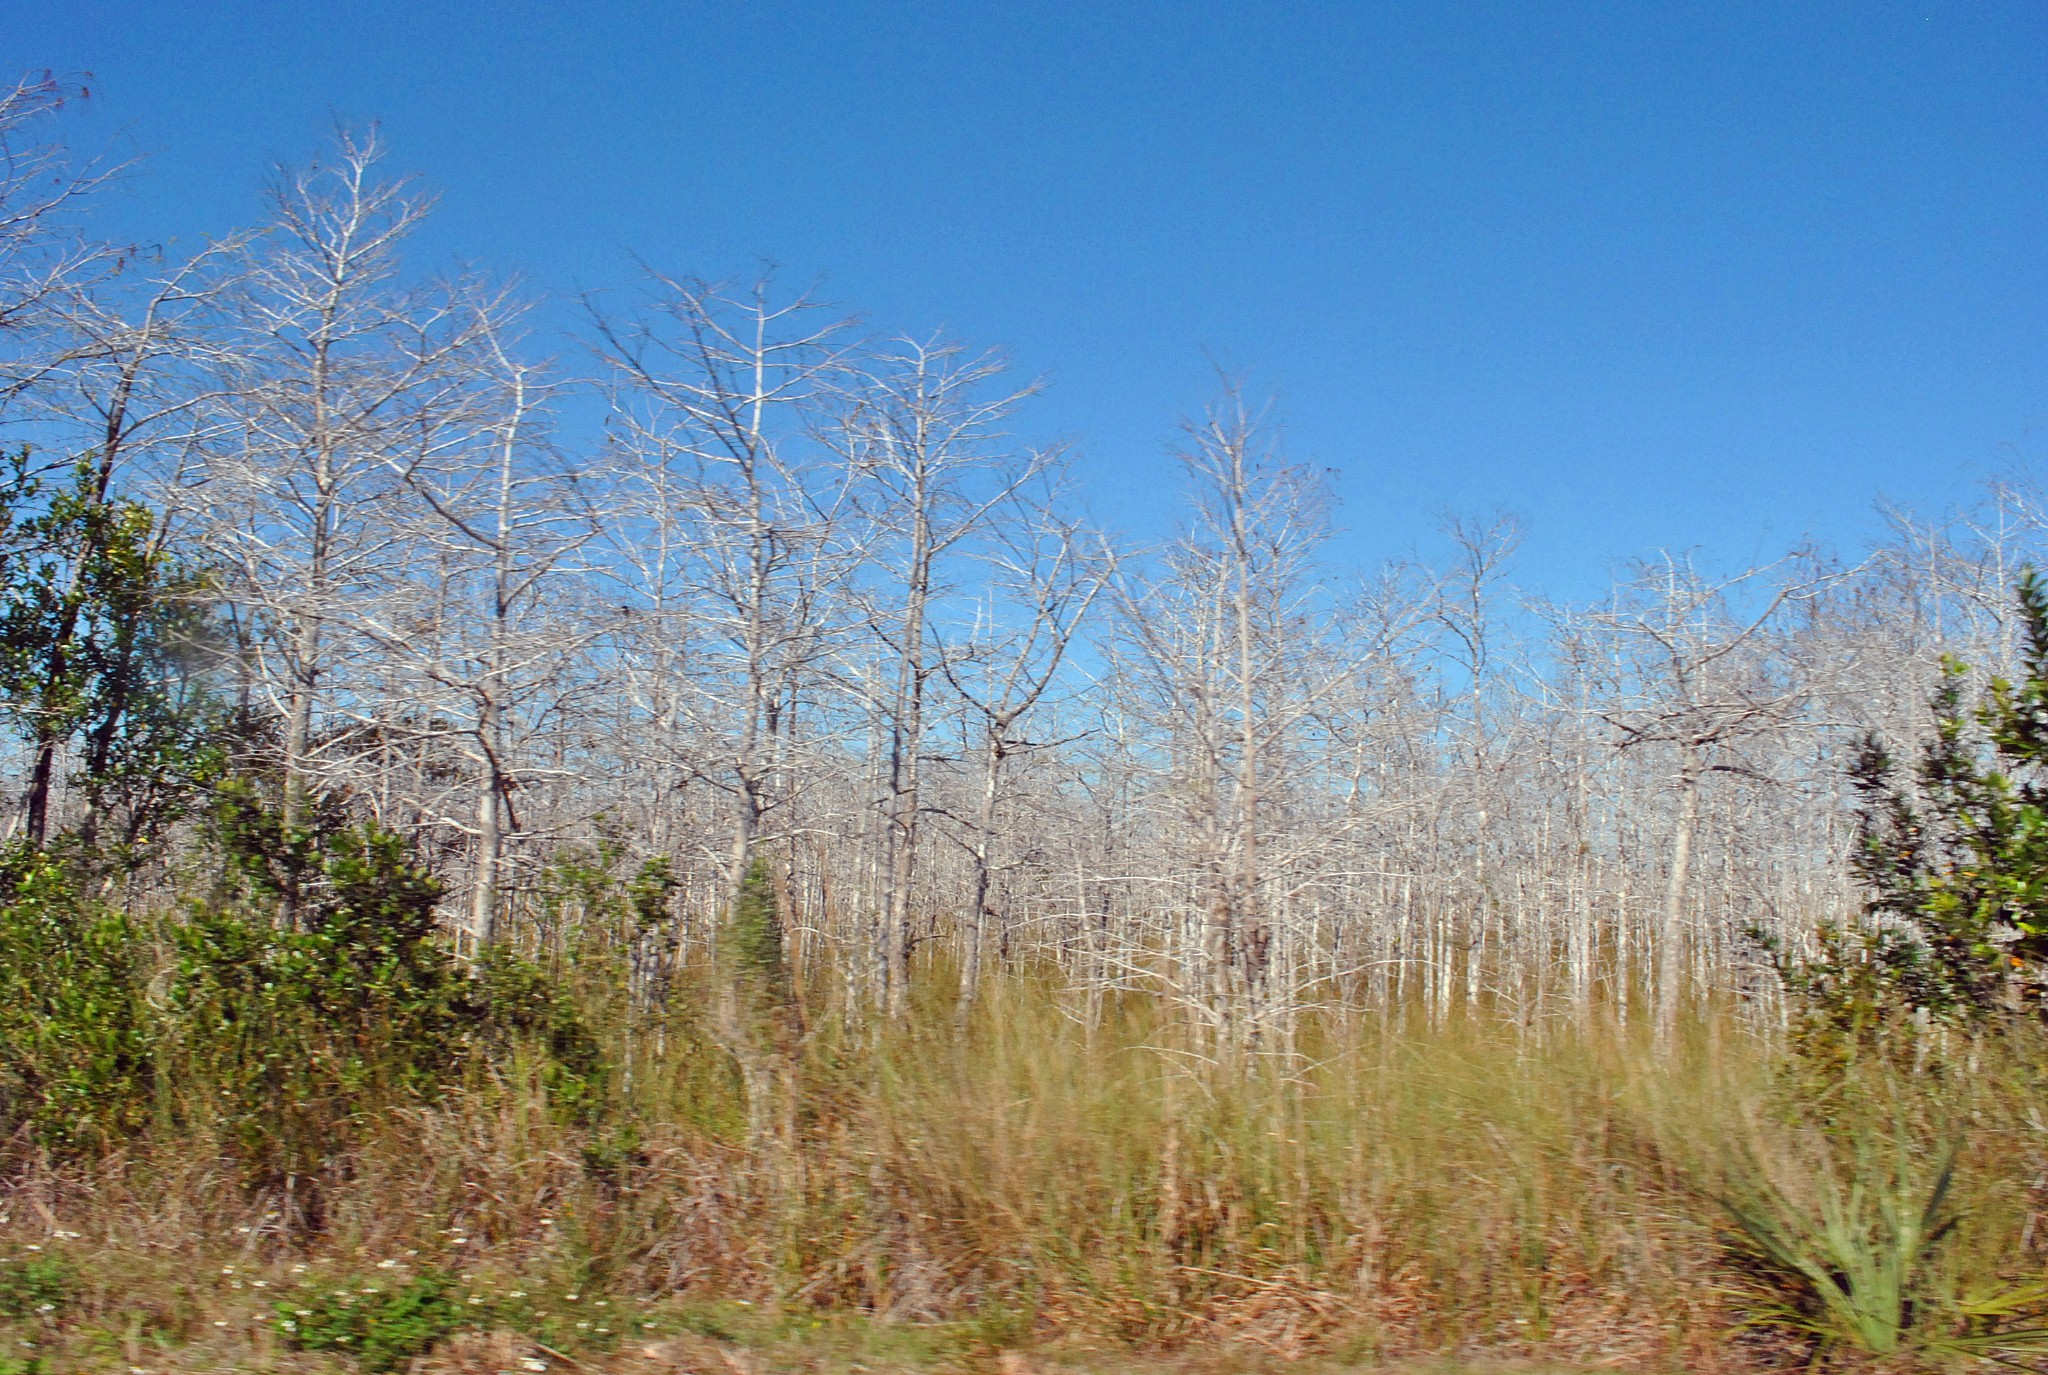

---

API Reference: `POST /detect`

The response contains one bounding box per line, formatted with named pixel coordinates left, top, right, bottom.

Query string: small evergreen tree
left=724, top=853, right=790, bottom=1009
left=1776, top=570, right=2048, bottom=1029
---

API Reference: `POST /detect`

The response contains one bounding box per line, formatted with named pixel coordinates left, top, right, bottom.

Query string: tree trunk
left=1658, top=750, right=1701, bottom=1044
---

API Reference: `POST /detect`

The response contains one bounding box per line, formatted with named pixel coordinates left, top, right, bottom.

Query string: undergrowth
left=0, top=970, right=2044, bottom=1372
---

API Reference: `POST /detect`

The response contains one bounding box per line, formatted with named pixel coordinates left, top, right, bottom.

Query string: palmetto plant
left=1716, top=1131, right=2048, bottom=1364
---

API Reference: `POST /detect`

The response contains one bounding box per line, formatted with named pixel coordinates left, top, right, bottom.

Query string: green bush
left=0, top=846, right=157, bottom=1153
left=0, top=771, right=609, bottom=1174
left=273, top=1270, right=464, bottom=1372
left=477, top=945, right=607, bottom=1121
left=173, top=792, right=608, bottom=1175
left=170, top=822, right=481, bottom=1177
left=0, top=1255, right=76, bottom=1321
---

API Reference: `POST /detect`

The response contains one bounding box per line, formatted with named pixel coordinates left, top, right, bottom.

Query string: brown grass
left=2, top=974, right=2043, bottom=1373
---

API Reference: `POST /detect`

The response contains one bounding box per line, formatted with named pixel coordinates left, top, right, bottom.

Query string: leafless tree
left=198, top=127, right=494, bottom=879
left=0, top=72, right=117, bottom=413
left=590, top=272, right=856, bottom=939
left=361, top=307, right=593, bottom=945
left=939, top=474, right=1108, bottom=1014
left=828, top=336, right=1049, bottom=1015
left=1589, top=551, right=1839, bottom=1040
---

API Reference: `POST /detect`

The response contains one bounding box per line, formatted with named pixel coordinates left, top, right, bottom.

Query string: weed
left=273, top=1269, right=464, bottom=1372
left=0, top=1257, right=74, bottom=1322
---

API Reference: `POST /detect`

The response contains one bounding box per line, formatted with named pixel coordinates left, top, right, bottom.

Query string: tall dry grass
left=3, top=971, right=2046, bottom=1371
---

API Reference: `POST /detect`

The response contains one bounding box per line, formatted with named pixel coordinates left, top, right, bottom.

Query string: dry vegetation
left=6, top=70, right=2048, bottom=1375
left=3, top=975, right=2047, bottom=1373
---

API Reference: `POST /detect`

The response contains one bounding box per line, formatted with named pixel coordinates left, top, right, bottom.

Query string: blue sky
left=14, top=1, right=2048, bottom=597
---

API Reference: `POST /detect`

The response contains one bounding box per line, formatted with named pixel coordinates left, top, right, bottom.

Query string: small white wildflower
left=519, top=1360, right=548, bottom=1373
left=280, top=1320, right=297, bottom=1331
left=21, top=1245, right=37, bottom=1252
left=33, top=1303, right=52, bottom=1313
left=376, top=1258, right=400, bottom=1270
left=289, top=1263, right=307, bottom=1274
left=467, top=1295, right=484, bottom=1305
left=575, top=1320, right=590, bottom=1329
left=563, top=1292, right=578, bottom=1301
left=212, top=1320, right=228, bottom=1328
left=251, top=1280, right=267, bottom=1288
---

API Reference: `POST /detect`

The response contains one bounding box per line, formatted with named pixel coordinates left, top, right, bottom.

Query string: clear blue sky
left=14, top=2, right=2048, bottom=596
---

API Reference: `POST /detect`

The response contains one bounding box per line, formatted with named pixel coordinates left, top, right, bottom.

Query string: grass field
left=2, top=968, right=2042, bottom=1374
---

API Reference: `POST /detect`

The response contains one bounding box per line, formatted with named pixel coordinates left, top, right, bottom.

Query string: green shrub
left=0, top=1256, right=76, bottom=1321
left=0, top=846, right=157, bottom=1153
left=173, top=795, right=608, bottom=1175
left=1776, top=571, right=2048, bottom=1034
left=273, top=1270, right=464, bottom=1372
left=170, top=822, right=481, bottom=1177
left=477, top=945, right=607, bottom=1121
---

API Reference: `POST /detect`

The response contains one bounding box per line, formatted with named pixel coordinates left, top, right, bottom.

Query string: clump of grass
left=1644, top=1021, right=2048, bottom=1368
left=1713, top=1130, right=1960, bottom=1357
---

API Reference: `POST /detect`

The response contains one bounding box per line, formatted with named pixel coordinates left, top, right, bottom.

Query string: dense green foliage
left=724, top=853, right=791, bottom=1014
left=170, top=816, right=488, bottom=1177
left=1773, top=571, right=2048, bottom=1031
left=0, top=1255, right=74, bottom=1322
left=0, top=455, right=221, bottom=848
left=0, top=794, right=604, bottom=1174
left=273, top=1271, right=465, bottom=1372
left=0, top=845, right=158, bottom=1152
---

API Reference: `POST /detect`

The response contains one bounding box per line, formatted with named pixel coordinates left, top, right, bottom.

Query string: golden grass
left=2, top=971, right=2044, bottom=1372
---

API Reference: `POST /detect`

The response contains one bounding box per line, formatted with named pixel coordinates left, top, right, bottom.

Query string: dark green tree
left=175, top=784, right=605, bottom=1176
left=0, top=453, right=220, bottom=847
left=1776, top=570, right=2048, bottom=1029
left=724, top=852, right=791, bottom=1009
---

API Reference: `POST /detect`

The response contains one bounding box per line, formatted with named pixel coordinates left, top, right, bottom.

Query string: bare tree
left=0, top=72, right=116, bottom=413
left=590, top=272, right=856, bottom=937
left=362, top=307, right=592, bottom=946
left=940, top=475, right=1108, bottom=1015
left=1106, top=381, right=1356, bottom=1050
left=198, top=127, right=494, bottom=909
left=829, top=336, right=1048, bottom=1015
left=1590, top=551, right=1838, bottom=1040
